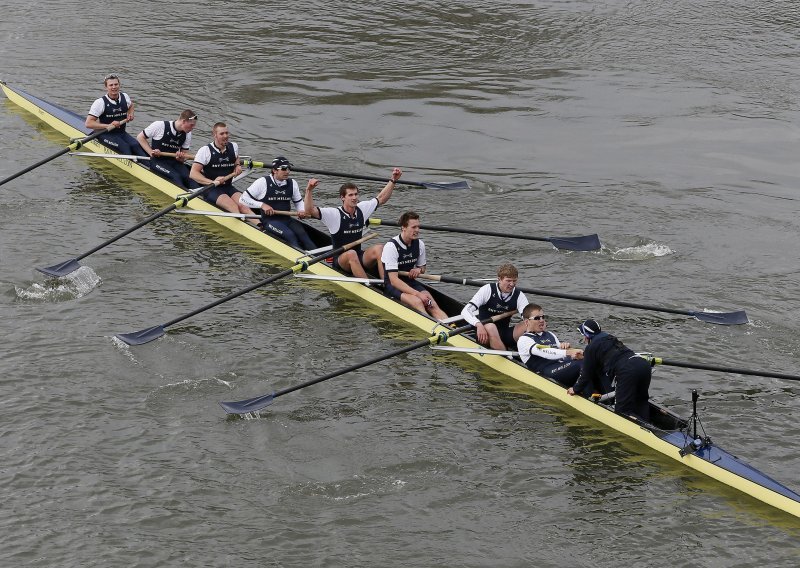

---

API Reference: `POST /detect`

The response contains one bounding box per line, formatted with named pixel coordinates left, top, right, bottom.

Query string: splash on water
left=14, top=266, right=101, bottom=301
left=609, top=241, right=674, bottom=261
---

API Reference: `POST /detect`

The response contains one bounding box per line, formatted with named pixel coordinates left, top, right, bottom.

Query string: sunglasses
left=525, top=314, right=548, bottom=321
left=276, top=165, right=291, bottom=171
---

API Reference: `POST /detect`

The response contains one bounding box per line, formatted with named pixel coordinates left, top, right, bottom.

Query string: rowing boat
left=3, top=80, right=799, bottom=519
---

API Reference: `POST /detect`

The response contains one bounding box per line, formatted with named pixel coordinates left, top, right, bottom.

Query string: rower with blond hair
left=136, top=110, right=197, bottom=188
left=460, top=263, right=529, bottom=350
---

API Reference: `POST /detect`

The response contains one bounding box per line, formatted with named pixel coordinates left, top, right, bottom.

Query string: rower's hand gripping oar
left=218, top=311, right=515, bottom=415
left=644, top=355, right=800, bottom=381
left=0, top=118, right=130, bottom=187
left=115, top=233, right=378, bottom=346
left=37, top=173, right=235, bottom=278
left=416, top=273, right=748, bottom=325
left=241, top=160, right=470, bottom=190
left=370, top=218, right=601, bottom=252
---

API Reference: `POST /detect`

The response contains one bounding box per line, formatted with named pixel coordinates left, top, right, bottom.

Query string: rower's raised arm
left=303, top=178, right=321, bottom=219
left=376, top=167, right=402, bottom=205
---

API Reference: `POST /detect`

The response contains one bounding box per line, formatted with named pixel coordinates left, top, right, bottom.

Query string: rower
left=85, top=73, right=147, bottom=158
left=136, top=110, right=197, bottom=188
left=381, top=211, right=447, bottom=320
left=568, top=319, right=652, bottom=421
left=517, top=304, right=584, bottom=386
left=239, top=156, right=316, bottom=250
left=304, top=167, right=402, bottom=278
left=461, top=263, right=529, bottom=350
left=189, top=122, right=247, bottom=215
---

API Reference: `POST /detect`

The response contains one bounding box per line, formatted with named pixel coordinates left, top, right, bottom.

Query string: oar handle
left=156, top=151, right=196, bottom=160
left=651, top=357, right=800, bottom=382
left=102, top=116, right=131, bottom=133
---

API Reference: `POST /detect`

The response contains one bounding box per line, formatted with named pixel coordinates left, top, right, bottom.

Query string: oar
left=0, top=119, right=130, bottom=187
left=240, top=160, right=470, bottom=190
left=415, top=273, right=749, bottom=325
left=173, top=209, right=297, bottom=220
left=218, top=311, right=514, bottom=415
left=430, top=345, right=519, bottom=357
left=369, top=218, right=600, bottom=251
left=646, top=356, right=800, bottom=382
left=294, top=273, right=384, bottom=285
left=115, top=233, right=378, bottom=346
left=37, top=173, right=234, bottom=278
left=69, top=151, right=196, bottom=161
left=69, top=152, right=150, bottom=161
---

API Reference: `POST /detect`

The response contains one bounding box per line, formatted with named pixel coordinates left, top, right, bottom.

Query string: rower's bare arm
left=376, top=167, right=402, bottom=205
left=85, top=114, right=104, bottom=130
left=136, top=131, right=154, bottom=156
left=303, top=178, right=321, bottom=219
left=190, top=162, right=214, bottom=186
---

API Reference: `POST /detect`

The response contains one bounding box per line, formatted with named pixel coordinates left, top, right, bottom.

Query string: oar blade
left=115, top=325, right=167, bottom=346
left=421, top=180, right=471, bottom=190
left=547, top=234, right=602, bottom=251
left=690, top=310, right=749, bottom=325
left=219, top=393, right=275, bottom=415
left=37, top=258, right=82, bottom=278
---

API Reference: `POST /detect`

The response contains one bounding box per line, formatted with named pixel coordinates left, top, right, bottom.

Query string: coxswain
left=568, top=319, right=652, bottom=421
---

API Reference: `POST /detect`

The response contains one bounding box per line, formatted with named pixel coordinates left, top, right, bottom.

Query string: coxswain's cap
left=271, top=156, right=293, bottom=169
left=578, top=319, right=601, bottom=338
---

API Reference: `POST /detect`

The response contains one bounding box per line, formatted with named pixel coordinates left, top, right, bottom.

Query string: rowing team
left=86, top=73, right=651, bottom=421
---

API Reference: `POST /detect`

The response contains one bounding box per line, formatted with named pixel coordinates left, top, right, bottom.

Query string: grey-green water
left=1, top=1, right=799, bottom=565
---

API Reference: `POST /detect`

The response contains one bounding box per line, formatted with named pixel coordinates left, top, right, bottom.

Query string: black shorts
left=332, top=248, right=365, bottom=272
left=205, top=183, right=240, bottom=204
left=384, top=275, right=426, bottom=300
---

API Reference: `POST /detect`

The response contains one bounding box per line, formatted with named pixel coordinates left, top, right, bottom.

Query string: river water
left=1, top=0, right=799, bottom=566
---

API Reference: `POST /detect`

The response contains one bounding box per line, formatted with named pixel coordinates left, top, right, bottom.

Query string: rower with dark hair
left=189, top=122, right=246, bottom=215
left=517, top=303, right=584, bottom=386
left=239, top=156, right=316, bottom=250
left=136, top=110, right=197, bottom=188
left=380, top=211, right=447, bottom=320
left=461, top=263, right=529, bottom=350
left=85, top=73, right=147, bottom=157
left=304, top=167, right=401, bottom=278
left=568, top=319, right=651, bottom=421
